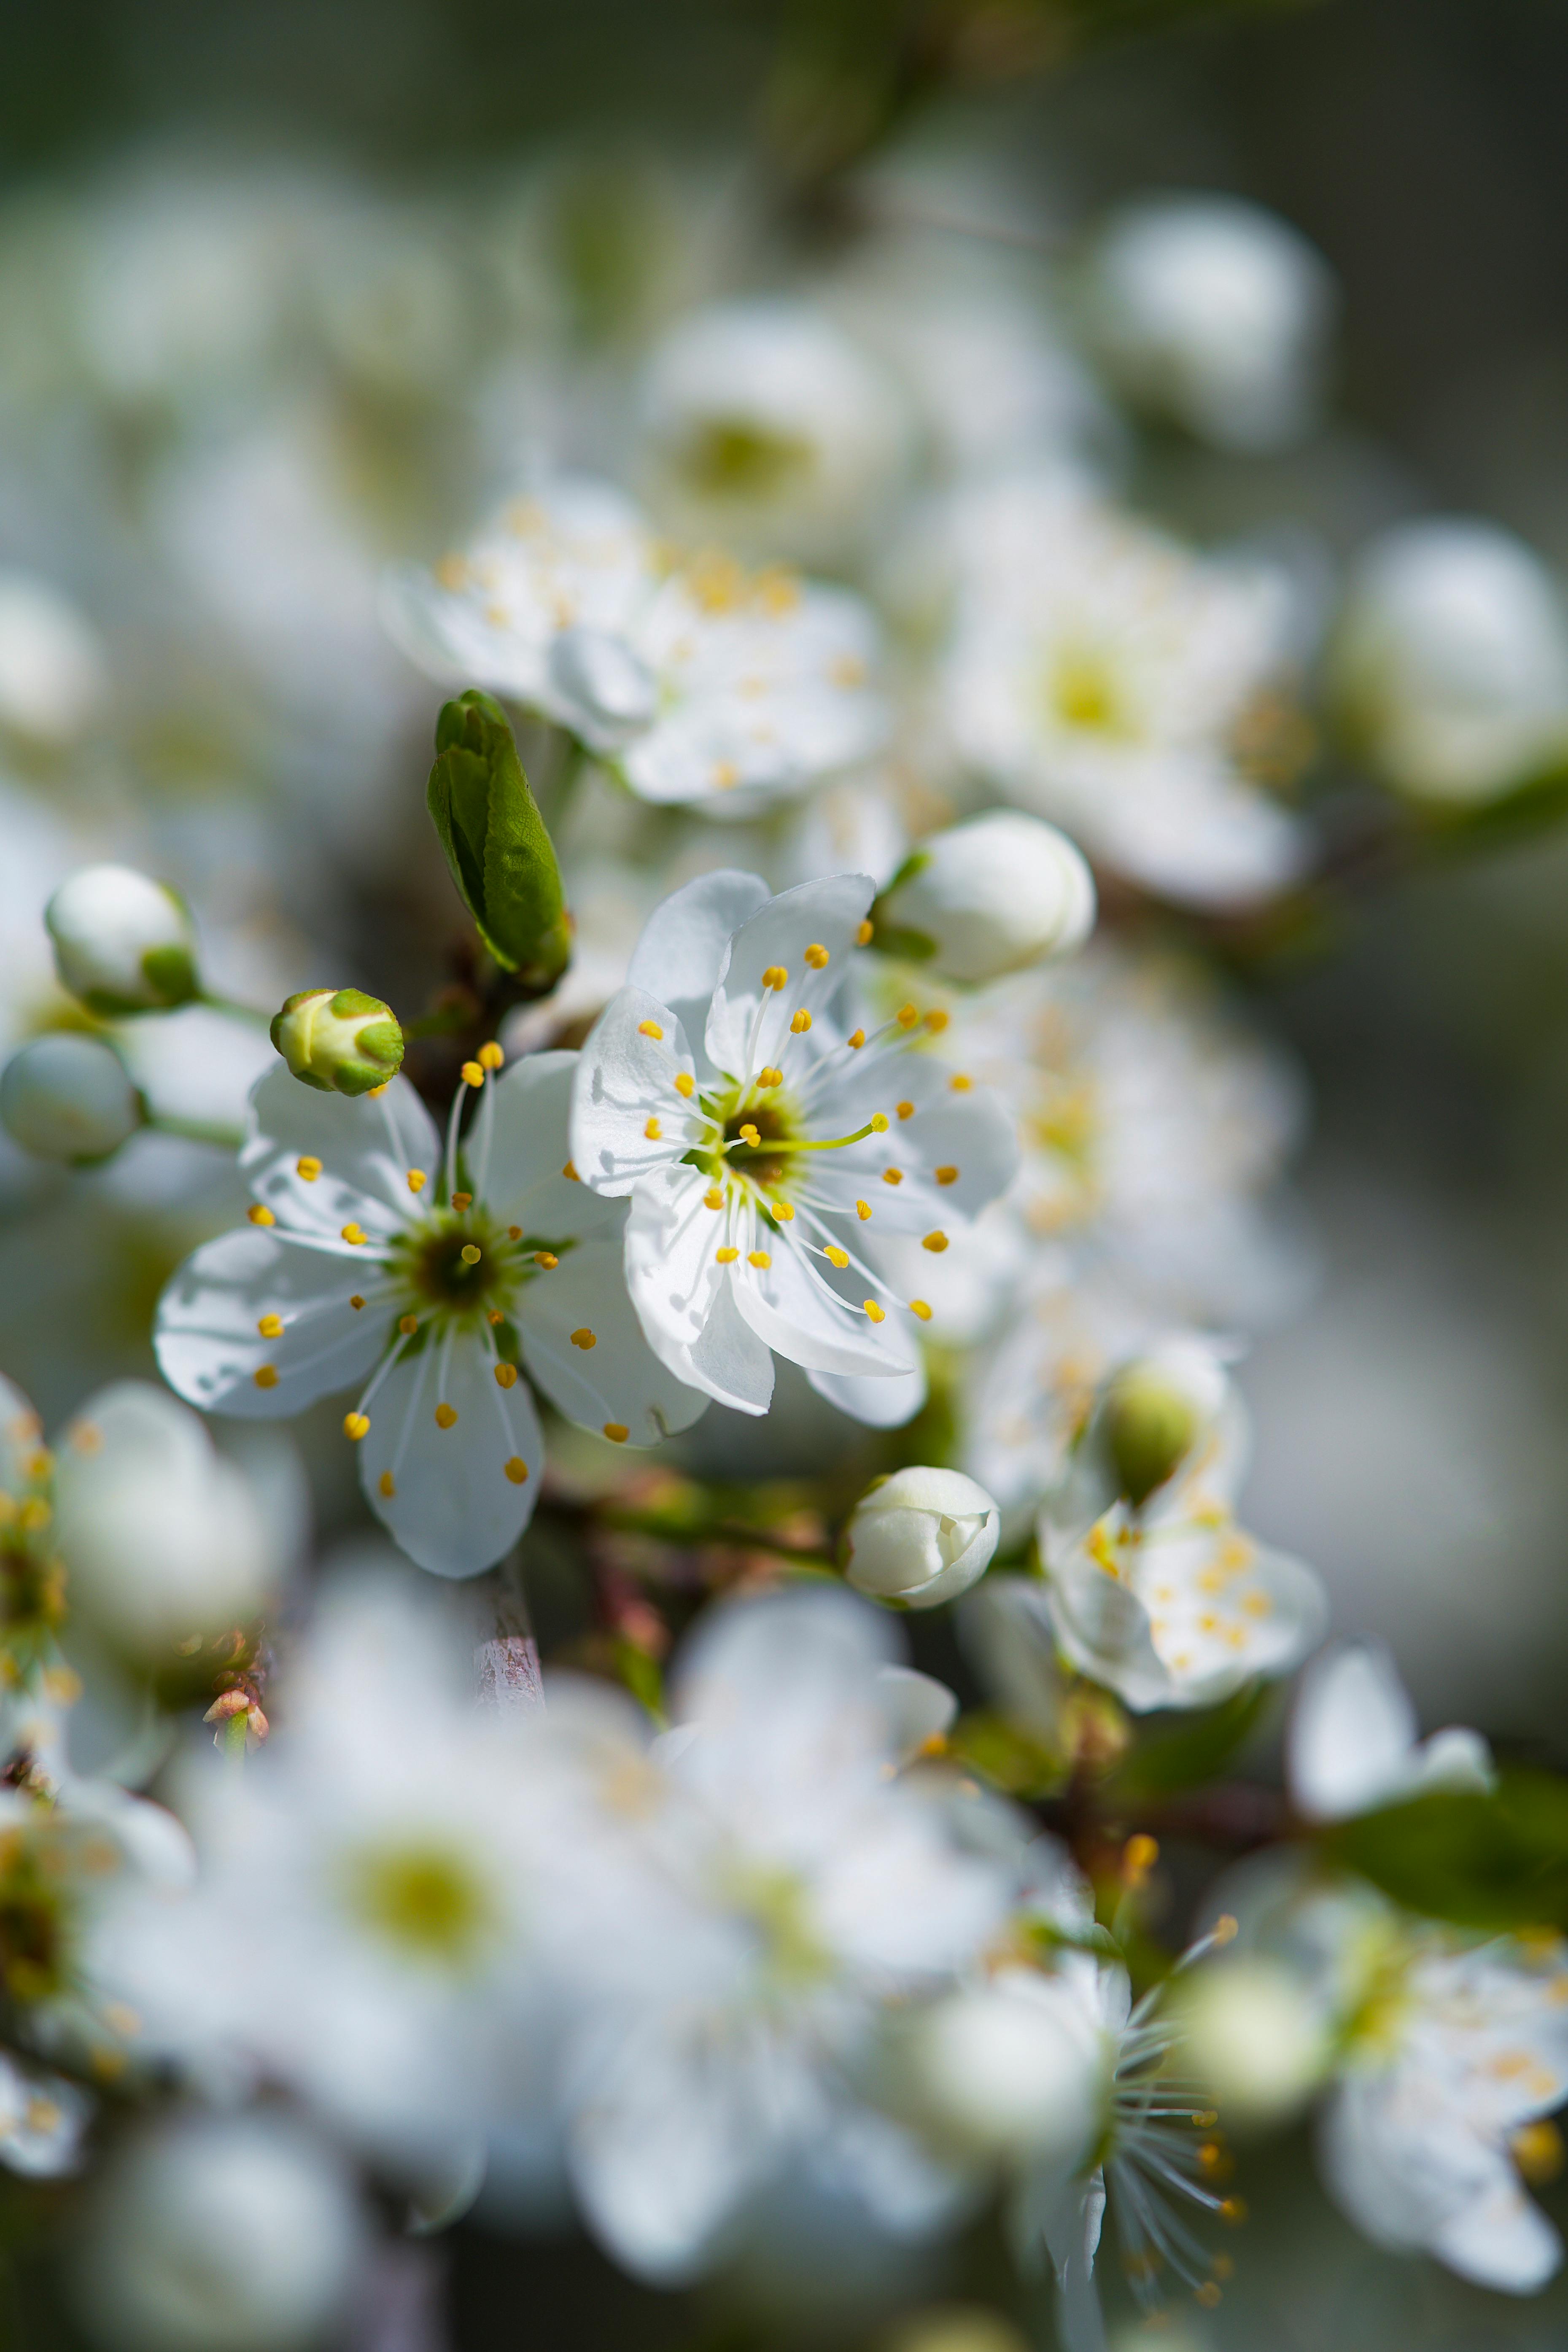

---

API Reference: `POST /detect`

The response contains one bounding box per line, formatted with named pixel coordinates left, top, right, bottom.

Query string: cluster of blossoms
left=0, top=100, right=1565, bottom=2352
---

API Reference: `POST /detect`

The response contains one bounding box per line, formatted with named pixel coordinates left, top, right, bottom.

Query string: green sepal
left=1102, top=1679, right=1271, bottom=1802
left=427, top=691, right=571, bottom=991
left=866, top=851, right=938, bottom=965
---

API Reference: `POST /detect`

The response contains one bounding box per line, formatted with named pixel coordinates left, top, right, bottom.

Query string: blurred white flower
left=1082, top=195, right=1337, bottom=452
left=570, top=870, right=1017, bottom=1421
left=73, top=2107, right=369, bottom=2352
left=1331, top=518, right=1568, bottom=802
left=902, top=1967, right=1105, bottom=2167
left=46, top=865, right=199, bottom=1015
left=0, top=1034, right=141, bottom=1164
left=0, top=2046, right=90, bottom=2179
left=637, top=298, right=912, bottom=562
left=155, top=1053, right=703, bottom=1579
left=941, top=473, right=1312, bottom=908
left=1169, top=1953, right=1329, bottom=2128
left=384, top=478, right=889, bottom=814
left=843, top=1466, right=1001, bottom=1610
left=1287, top=1640, right=1494, bottom=1822
left=0, top=573, right=106, bottom=746
left=876, top=812, right=1096, bottom=986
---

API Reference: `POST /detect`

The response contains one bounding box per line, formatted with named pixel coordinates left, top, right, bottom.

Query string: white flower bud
left=1171, top=1957, right=1328, bottom=2128
left=74, top=2109, right=368, bottom=2352
left=876, top=812, right=1096, bottom=984
left=0, top=1033, right=141, bottom=1163
left=1083, top=195, right=1337, bottom=451
left=1096, top=1338, right=1229, bottom=1508
left=843, top=1466, right=1000, bottom=1610
left=0, top=573, right=108, bottom=746
left=270, top=987, right=404, bottom=1097
left=1331, top=520, right=1568, bottom=803
left=46, top=864, right=199, bottom=1014
left=905, top=1973, right=1106, bottom=2165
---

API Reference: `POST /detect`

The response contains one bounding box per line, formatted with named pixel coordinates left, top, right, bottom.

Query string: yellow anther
left=69, top=1421, right=102, bottom=1455
left=341, top=1223, right=368, bottom=1245
left=248, top=1203, right=275, bottom=1227
left=864, top=1300, right=885, bottom=1323
left=856, top=1200, right=872, bottom=1220
left=712, top=760, right=741, bottom=791
left=494, top=1363, right=518, bottom=1390
left=790, top=1008, right=812, bottom=1034
left=803, top=943, right=830, bottom=969
left=1220, top=2198, right=1246, bottom=2225
left=504, top=1457, right=529, bottom=1484
left=949, top=1073, right=972, bottom=1093
left=882, top=1167, right=904, bottom=1186
left=674, top=1072, right=695, bottom=1098
left=296, top=1155, right=322, bottom=1182
left=461, top=1061, right=485, bottom=1088
left=562, top=1162, right=579, bottom=1182
left=922, top=1230, right=949, bottom=1253
left=847, top=1029, right=865, bottom=1050
left=253, top=1366, right=279, bottom=1390
left=1196, top=2284, right=1222, bottom=2311
left=452, top=1191, right=472, bottom=1210
left=1122, top=1833, right=1159, bottom=1887
left=748, top=1250, right=772, bottom=1269
left=772, top=1202, right=795, bottom=1222
left=935, top=1164, right=959, bottom=1185
left=534, top=1250, right=559, bottom=1269
left=1213, top=1914, right=1239, bottom=1945
left=379, top=1470, right=396, bottom=1498
left=924, top=1009, right=949, bottom=1034
left=1512, top=2120, right=1566, bottom=2185
left=824, top=1245, right=849, bottom=1268
left=407, top=1169, right=426, bottom=1194
left=599, top=1421, right=630, bottom=1446
left=509, top=1226, right=523, bottom=1240
left=478, top=1041, right=504, bottom=1070
left=397, top=1314, right=418, bottom=1336
left=1191, top=2110, right=1220, bottom=2129
left=257, top=1314, right=283, bottom=1339
left=703, top=1187, right=725, bottom=1210
left=350, top=1294, right=365, bottom=1310
left=638, top=1020, right=665, bottom=1040
left=910, top=1299, right=933, bottom=1321
left=570, top=1328, right=597, bottom=1350
left=716, top=1246, right=739, bottom=1263
left=343, top=1412, right=370, bottom=1441
left=488, top=1309, right=504, bottom=1325
left=761, top=965, right=788, bottom=991
left=460, top=1243, right=482, bottom=1266
left=896, top=1003, right=919, bottom=1028
left=895, top=1102, right=914, bottom=1121
left=757, top=1065, right=783, bottom=1088
left=856, top=920, right=873, bottom=946
left=367, top=1082, right=389, bottom=1097
left=870, top=1112, right=890, bottom=1132
left=434, top=1403, right=458, bottom=1429
left=738, top=1123, right=761, bottom=1147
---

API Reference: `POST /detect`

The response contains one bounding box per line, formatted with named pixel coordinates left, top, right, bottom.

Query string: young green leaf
left=427, top=690, right=571, bottom=991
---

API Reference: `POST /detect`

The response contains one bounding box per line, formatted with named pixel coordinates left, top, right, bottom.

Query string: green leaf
left=949, top=1708, right=1067, bottom=1800
left=427, top=691, right=571, bottom=991
left=1324, top=1767, right=1568, bottom=1932
left=1104, top=1680, right=1271, bottom=1801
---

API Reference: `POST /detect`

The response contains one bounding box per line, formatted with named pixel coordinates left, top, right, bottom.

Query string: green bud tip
left=271, top=987, right=404, bottom=1097
left=1101, top=1366, right=1200, bottom=1509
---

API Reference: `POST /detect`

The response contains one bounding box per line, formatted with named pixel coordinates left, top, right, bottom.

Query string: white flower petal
left=732, top=1227, right=899, bottom=1380
left=243, top=1066, right=437, bottom=1240
left=359, top=1334, right=544, bottom=1578
left=571, top=991, right=699, bottom=1197
left=625, top=870, right=771, bottom=1048
left=154, top=1228, right=384, bottom=1416
left=1289, top=1641, right=1423, bottom=1822
left=1432, top=2172, right=1564, bottom=2293
left=808, top=1350, right=927, bottom=1430
left=624, top=1163, right=774, bottom=1414
left=517, top=1238, right=707, bottom=1444
left=482, top=1050, right=620, bottom=1237
left=705, top=874, right=875, bottom=1081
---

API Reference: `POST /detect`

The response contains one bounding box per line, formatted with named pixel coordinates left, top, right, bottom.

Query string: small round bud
left=1098, top=1339, right=1228, bottom=1507
left=904, top=1974, right=1105, bottom=2164
left=875, top=813, right=1095, bottom=984
left=270, top=988, right=404, bottom=1097
left=843, top=1466, right=1000, bottom=1610
left=0, top=1033, right=141, bottom=1163
left=0, top=572, right=107, bottom=746
left=1170, top=1956, right=1328, bottom=2129
left=72, top=2108, right=368, bottom=2352
left=46, top=864, right=199, bottom=1015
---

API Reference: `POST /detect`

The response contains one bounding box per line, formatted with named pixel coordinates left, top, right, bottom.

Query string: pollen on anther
left=896, top=1003, right=919, bottom=1028
left=603, top=1423, right=629, bottom=1444
left=739, top=1122, right=761, bottom=1148
left=534, top=1250, right=558, bottom=1269
left=452, top=1190, right=473, bottom=1210
left=461, top=1061, right=485, bottom=1088
left=350, top=1294, right=365, bottom=1310
left=343, top=1412, right=370, bottom=1441
left=924, top=1010, right=949, bottom=1034
left=341, top=1223, right=367, bottom=1245
left=254, top=1366, right=279, bottom=1390
left=761, top=965, right=788, bottom=991
left=847, top=1029, right=865, bottom=1050
left=790, top=1008, right=812, bottom=1034
left=856, top=1200, right=872, bottom=1220
left=949, top=1074, right=972, bottom=1093
left=645, top=1115, right=663, bottom=1140
left=703, top=1187, right=725, bottom=1210
left=804, top=943, right=830, bottom=969
left=257, top=1314, right=283, bottom=1339
left=504, top=1457, right=530, bottom=1484
left=856, top=919, right=874, bottom=946
left=494, top=1363, right=518, bottom=1390
left=674, top=1072, right=695, bottom=1098
left=570, top=1328, right=598, bottom=1350
left=935, top=1165, right=959, bottom=1185
left=748, top=1250, right=771, bottom=1269
left=922, top=1231, right=949, bottom=1253
left=882, top=1167, right=903, bottom=1186
left=717, top=1246, right=739, bottom=1263
left=407, top=1169, right=426, bottom=1194
left=757, top=1065, right=783, bottom=1088
left=296, top=1155, right=322, bottom=1182
left=562, top=1161, right=579, bottom=1182
left=870, top=1113, right=889, bottom=1132
left=772, top=1202, right=795, bottom=1222
left=379, top=1471, right=396, bottom=1498
left=824, top=1245, right=849, bottom=1268
left=460, top=1243, right=481, bottom=1266
left=248, top=1204, right=275, bottom=1227
left=864, top=1300, right=886, bottom=1323
left=399, top=1314, right=418, bottom=1335
left=910, top=1299, right=933, bottom=1321
left=638, top=1020, right=665, bottom=1040
left=488, top=1309, right=504, bottom=1326
left=478, top=1042, right=504, bottom=1070
left=434, top=1402, right=458, bottom=1429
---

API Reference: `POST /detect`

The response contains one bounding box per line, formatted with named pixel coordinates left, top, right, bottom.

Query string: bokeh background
left=6, top=0, right=1568, bottom=2344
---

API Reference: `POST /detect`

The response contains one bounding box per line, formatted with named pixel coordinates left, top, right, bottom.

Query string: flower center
left=721, top=1103, right=793, bottom=1190
left=1048, top=647, right=1134, bottom=739
left=679, top=419, right=814, bottom=501
left=345, top=1839, right=497, bottom=1967
left=389, top=1212, right=517, bottom=1324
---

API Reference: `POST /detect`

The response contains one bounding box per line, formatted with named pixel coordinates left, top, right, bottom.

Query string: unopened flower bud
left=0, top=1033, right=141, bottom=1163
left=46, top=865, right=199, bottom=1015
left=270, top=988, right=404, bottom=1097
left=905, top=1973, right=1105, bottom=2164
left=1097, top=1340, right=1228, bottom=1507
left=873, top=812, right=1095, bottom=984
left=843, top=1466, right=1000, bottom=1610
left=73, top=2109, right=368, bottom=2352
left=1170, top=1956, right=1328, bottom=2129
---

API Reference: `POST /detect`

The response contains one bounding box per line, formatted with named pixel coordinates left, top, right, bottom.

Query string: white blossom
left=843, top=1466, right=1001, bottom=1610
left=46, top=864, right=199, bottom=1014
left=570, top=870, right=1018, bottom=1422
left=876, top=812, right=1097, bottom=985
left=0, top=1033, right=141, bottom=1164
left=1288, top=1641, right=1495, bottom=1822
left=154, top=1051, right=704, bottom=1579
